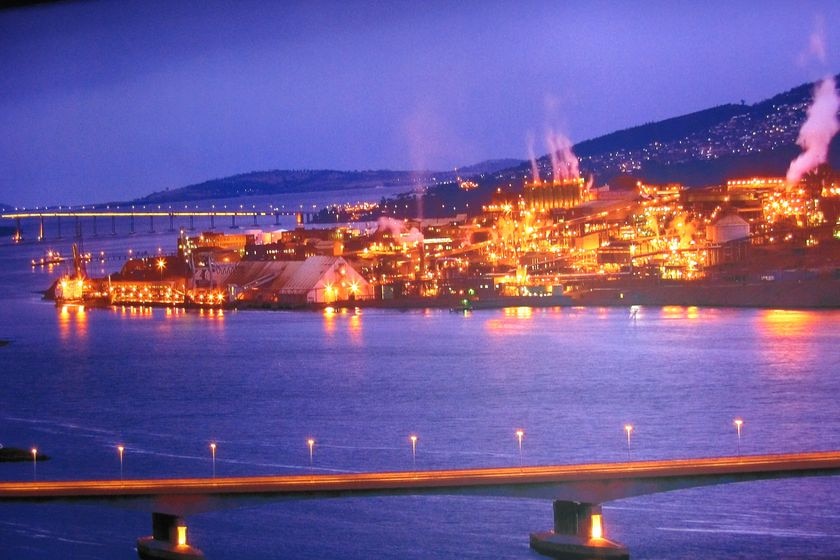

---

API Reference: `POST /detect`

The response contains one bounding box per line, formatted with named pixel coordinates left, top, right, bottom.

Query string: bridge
left=1, top=209, right=318, bottom=240
left=3, top=450, right=840, bottom=559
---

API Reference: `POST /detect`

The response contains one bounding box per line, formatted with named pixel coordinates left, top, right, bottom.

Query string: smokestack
left=786, top=76, right=840, bottom=185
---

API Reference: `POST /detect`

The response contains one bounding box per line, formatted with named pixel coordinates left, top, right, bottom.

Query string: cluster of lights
left=191, top=291, right=227, bottom=306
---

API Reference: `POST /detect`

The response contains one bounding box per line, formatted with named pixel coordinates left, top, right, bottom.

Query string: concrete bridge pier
left=137, top=512, right=204, bottom=560
left=530, top=501, right=628, bottom=560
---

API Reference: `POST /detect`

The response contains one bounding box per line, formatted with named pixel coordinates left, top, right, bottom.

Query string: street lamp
left=210, top=442, right=217, bottom=478
left=515, top=429, right=524, bottom=466
left=624, top=424, right=633, bottom=459
left=409, top=434, right=418, bottom=468
left=307, top=438, right=315, bottom=465
left=734, top=418, right=744, bottom=456
left=156, top=258, right=166, bottom=281
left=117, top=445, right=125, bottom=481
left=31, top=448, right=37, bottom=480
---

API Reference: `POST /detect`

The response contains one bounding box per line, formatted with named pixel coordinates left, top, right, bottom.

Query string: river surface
left=1, top=230, right=840, bottom=559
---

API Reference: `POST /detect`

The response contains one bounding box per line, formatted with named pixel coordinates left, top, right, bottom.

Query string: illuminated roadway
left=1, top=210, right=301, bottom=219
left=2, top=450, right=840, bottom=516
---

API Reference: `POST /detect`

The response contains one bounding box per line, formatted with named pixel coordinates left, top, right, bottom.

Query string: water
left=1, top=235, right=840, bottom=559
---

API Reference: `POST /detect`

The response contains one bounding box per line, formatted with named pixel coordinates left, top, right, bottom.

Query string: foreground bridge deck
left=3, top=450, right=840, bottom=505
left=4, top=451, right=840, bottom=560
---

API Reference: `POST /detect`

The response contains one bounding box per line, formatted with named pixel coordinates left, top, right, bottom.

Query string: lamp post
left=156, top=258, right=166, bottom=281
left=210, top=442, right=217, bottom=478
left=624, top=424, right=633, bottom=459
left=307, top=438, right=315, bottom=466
left=117, top=445, right=124, bottom=481
left=734, top=418, right=744, bottom=456
left=515, top=429, right=524, bottom=466
left=31, top=448, right=38, bottom=480
left=409, top=434, right=418, bottom=469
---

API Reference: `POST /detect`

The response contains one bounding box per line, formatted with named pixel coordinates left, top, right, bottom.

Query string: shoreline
left=48, top=277, right=840, bottom=312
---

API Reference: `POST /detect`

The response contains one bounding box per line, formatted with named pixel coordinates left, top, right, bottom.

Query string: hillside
left=134, top=169, right=428, bottom=204
left=570, top=75, right=840, bottom=186
left=132, top=74, right=838, bottom=209
left=132, top=160, right=523, bottom=205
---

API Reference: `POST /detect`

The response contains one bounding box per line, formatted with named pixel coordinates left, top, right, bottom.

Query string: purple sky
left=2, top=0, right=840, bottom=207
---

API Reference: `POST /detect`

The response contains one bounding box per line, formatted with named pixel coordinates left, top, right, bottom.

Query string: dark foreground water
left=1, top=234, right=840, bottom=559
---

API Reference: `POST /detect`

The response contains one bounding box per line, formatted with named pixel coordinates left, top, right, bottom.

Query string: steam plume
left=377, top=217, right=423, bottom=243
left=527, top=133, right=541, bottom=184
left=545, top=130, right=580, bottom=182
left=786, top=76, right=840, bottom=185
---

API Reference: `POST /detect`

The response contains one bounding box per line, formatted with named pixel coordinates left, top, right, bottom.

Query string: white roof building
left=706, top=214, right=750, bottom=244
left=222, top=256, right=372, bottom=304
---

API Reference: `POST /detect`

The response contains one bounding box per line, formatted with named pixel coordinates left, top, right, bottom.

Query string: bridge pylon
left=137, top=512, right=204, bottom=560
left=530, top=500, right=628, bottom=560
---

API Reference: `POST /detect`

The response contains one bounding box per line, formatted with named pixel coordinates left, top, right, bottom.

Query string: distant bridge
left=3, top=451, right=840, bottom=559
left=1, top=209, right=318, bottom=240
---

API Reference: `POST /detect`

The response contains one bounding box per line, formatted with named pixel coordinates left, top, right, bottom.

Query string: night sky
left=2, top=0, right=840, bottom=207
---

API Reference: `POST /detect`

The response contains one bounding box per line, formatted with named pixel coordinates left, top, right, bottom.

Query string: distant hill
left=132, top=74, right=838, bottom=208
left=457, top=159, right=524, bottom=176
left=574, top=104, right=749, bottom=157
left=131, top=160, right=522, bottom=205
left=133, top=169, right=429, bottom=204
left=371, top=74, right=840, bottom=220
left=568, top=75, right=840, bottom=186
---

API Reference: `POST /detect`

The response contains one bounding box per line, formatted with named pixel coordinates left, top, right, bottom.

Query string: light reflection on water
left=1, top=240, right=840, bottom=559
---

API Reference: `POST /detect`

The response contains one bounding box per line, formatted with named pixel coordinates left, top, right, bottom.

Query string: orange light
left=176, top=525, right=187, bottom=547
left=590, top=514, right=603, bottom=539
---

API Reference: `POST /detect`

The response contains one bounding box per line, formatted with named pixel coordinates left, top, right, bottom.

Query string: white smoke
left=545, top=130, right=580, bottom=182
left=526, top=133, right=541, bottom=183
left=799, top=17, right=826, bottom=65
left=786, top=76, right=840, bottom=185
left=377, top=217, right=423, bottom=243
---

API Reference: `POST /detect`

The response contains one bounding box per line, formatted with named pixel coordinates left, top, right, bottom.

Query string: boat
left=31, top=249, right=92, bottom=267
left=31, top=249, right=65, bottom=267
